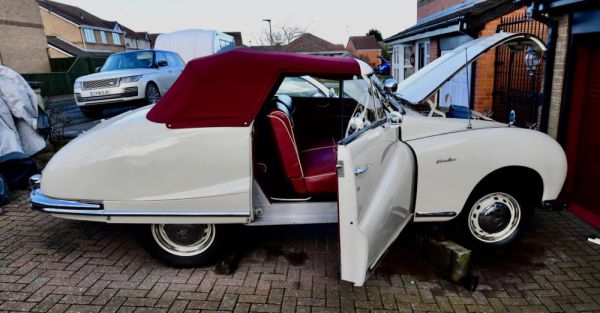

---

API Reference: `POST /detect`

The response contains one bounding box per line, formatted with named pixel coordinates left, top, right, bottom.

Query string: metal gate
left=492, top=13, right=548, bottom=128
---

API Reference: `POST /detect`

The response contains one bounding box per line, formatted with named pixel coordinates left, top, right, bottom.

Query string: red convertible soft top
left=147, top=48, right=360, bottom=128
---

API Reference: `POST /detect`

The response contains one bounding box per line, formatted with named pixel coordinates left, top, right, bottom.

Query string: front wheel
left=145, top=82, right=161, bottom=105
left=455, top=189, right=533, bottom=251
left=138, top=224, right=226, bottom=267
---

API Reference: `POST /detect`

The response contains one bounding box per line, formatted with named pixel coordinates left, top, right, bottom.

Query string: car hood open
left=396, top=32, right=546, bottom=105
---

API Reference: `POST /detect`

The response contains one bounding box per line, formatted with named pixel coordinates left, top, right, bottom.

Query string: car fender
left=40, top=106, right=253, bottom=221
left=406, top=127, right=567, bottom=222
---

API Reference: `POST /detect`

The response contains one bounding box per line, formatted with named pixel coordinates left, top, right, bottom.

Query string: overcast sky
left=55, top=0, right=417, bottom=45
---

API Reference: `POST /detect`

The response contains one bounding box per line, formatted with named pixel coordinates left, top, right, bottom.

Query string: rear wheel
left=138, top=224, right=226, bottom=267
left=145, top=82, right=161, bottom=105
left=455, top=187, right=533, bottom=251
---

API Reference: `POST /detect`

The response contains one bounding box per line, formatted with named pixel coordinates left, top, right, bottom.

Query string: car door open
left=337, top=119, right=416, bottom=286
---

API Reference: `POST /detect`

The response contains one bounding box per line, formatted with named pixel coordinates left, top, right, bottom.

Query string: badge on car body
left=436, top=157, right=456, bottom=164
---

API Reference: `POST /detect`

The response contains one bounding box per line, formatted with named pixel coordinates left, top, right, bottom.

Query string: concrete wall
left=0, top=0, right=50, bottom=73
left=547, top=14, right=570, bottom=139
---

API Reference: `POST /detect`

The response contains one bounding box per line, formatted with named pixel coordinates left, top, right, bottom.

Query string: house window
left=83, top=28, right=96, bottom=43
left=416, top=40, right=430, bottom=70
left=100, top=31, right=108, bottom=44
left=112, top=33, right=122, bottom=45
left=391, top=45, right=402, bottom=81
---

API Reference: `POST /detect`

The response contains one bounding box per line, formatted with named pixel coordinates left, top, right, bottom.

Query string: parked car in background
left=155, top=29, right=235, bottom=64
left=31, top=33, right=567, bottom=287
left=74, top=50, right=185, bottom=118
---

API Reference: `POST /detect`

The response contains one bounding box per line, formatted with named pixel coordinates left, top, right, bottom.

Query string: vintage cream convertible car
left=31, top=33, right=566, bottom=286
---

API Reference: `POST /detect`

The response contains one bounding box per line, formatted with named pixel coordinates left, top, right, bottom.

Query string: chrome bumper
left=29, top=175, right=103, bottom=215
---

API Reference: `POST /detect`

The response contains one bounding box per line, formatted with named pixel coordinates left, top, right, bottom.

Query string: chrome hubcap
left=151, top=224, right=215, bottom=256
left=468, top=192, right=521, bottom=243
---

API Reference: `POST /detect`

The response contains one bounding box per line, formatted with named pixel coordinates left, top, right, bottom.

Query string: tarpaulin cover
left=0, top=66, right=45, bottom=158
left=147, top=48, right=360, bottom=128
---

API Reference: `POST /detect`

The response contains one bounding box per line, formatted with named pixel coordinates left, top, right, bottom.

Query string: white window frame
left=112, top=32, right=122, bottom=45
left=416, top=39, right=430, bottom=70
left=391, top=44, right=403, bottom=81
left=83, top=28, right=96, bottom=43
left=100, top=31, right=108, bottom=44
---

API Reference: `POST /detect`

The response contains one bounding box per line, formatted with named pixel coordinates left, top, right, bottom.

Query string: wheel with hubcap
left=456, top=188, right=533, bottom=250
left=145, top=82, right=161, bottom=105
left=138, top=224, right=226, bottom=267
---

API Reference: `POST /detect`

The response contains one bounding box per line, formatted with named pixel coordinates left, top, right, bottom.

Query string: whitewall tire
left=139, top=224, right=226, bottom=267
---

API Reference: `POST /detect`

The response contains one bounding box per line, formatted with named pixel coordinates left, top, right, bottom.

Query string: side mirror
left=383, top=78, right=398, bottom=93
left=157, top=60, right=168, bottom=67
left=95, top=67, right=101, bottom=73
left=387, top=111, right=403, bottom=127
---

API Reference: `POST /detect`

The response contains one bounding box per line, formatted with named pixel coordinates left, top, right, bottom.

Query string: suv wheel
left=146, top=83, right=161, bottom=105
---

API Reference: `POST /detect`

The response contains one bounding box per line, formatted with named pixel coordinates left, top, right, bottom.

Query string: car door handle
left=354, top=165, right=371, bottom=176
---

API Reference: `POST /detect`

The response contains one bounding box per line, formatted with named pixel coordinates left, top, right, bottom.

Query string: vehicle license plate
left=90, top=90, right=110, bottom=96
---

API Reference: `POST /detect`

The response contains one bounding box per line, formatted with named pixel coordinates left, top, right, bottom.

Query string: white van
left=155, top=29, right=236, bottom=64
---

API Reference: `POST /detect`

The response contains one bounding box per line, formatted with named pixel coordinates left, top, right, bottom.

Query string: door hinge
left=336, top=160, right=344, bottom=177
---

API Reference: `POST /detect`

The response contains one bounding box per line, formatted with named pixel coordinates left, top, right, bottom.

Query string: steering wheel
left=345, top=93, right=371, bottom=137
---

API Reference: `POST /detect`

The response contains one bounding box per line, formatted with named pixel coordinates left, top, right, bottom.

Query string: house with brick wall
left=384, top=0, right=539, bottom=119
left=346, top=35, right=382, bottom=68
left=38, top=0, right=150, bottom=57
left=252, top=33, right=348, bottom=56
left=0, top=0, right=51, bottom=73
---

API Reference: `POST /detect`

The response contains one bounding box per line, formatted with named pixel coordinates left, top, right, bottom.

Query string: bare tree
left=255, top=23, right=307, bottom=46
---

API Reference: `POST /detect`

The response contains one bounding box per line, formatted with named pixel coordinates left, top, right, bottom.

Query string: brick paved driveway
left=1, top=190, right=599, bottom=313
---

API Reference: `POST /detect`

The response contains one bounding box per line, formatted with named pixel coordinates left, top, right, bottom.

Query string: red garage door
left=565, top=37, right=600, bottom=229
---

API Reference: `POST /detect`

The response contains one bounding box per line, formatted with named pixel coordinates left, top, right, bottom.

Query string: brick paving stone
left=1, top=190, right=599, bottom=312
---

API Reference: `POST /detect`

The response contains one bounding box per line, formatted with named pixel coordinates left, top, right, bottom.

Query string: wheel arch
left=464, top=165, right=544, bottom=212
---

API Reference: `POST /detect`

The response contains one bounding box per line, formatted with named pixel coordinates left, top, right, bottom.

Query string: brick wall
left=429, top=38, right=440, bottom=62
left=473, top=8, right=527, bottom=112
left=347, top=42, right=382, bottom=69
left=417, top=0, right=464, bottom=20
left=0, top=0, right=50, bottom=73
left=547, top=14, right=569, bottom=139
left=40, top=8, right=83, bottom=49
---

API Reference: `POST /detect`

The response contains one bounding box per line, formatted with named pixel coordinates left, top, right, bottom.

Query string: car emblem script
left=436, top=157, right=456, bottom=164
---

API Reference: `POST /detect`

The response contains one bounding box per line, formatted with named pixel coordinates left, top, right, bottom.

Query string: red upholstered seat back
left=267, top=108, right=306, bottom=194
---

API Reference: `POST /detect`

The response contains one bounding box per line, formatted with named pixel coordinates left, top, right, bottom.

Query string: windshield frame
left=101, top=51, right=156, bottom=72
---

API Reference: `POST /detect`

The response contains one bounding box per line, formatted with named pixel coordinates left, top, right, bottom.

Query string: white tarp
left=0, top=66, right=45, bottom=158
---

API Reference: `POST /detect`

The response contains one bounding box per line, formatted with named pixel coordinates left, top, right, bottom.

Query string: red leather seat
left=267, top=98, right=337, bottom=195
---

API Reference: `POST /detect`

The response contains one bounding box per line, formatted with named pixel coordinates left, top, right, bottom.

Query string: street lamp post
left=262, top=18, right=273, bottom=45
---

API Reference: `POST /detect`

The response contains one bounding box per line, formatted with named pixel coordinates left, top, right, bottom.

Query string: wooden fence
left=22, top=57, right=107, bottom=97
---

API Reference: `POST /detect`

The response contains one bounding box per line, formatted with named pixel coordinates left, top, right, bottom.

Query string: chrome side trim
left=41, top=208, right=250, bottom=217
left=30, top=188, right=102, bottom=210
left=414, top=211, right=457, bottom=218
left=30, top=188, right=250, bottom=218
